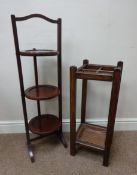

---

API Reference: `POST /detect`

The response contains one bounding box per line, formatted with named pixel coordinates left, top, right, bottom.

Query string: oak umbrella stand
left=11, top=14, right=67, bottom=162
left=70, top=59, right=123, bottom=166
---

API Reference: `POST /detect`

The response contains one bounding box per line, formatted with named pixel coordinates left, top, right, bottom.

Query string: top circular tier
left=19, top=49, right=59, bottom=56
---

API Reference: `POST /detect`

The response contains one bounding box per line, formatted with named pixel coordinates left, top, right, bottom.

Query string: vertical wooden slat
left=57, top=18, right=62, bottom=132
left=81, top=59, right=89, bottom=123
left=33, top=54, right=41, bottom=127
left=70, top=66, right=77, bottom=155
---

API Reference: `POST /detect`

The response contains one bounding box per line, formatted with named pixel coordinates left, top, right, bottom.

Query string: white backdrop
left=0, top=0, right=137, bottom=130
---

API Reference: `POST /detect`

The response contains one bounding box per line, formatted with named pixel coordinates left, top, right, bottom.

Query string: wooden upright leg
left=16, top=55, right=34, bottom=162
left=109, top=61, right=123, bottom=145
left=103, top=66, right=122, bottom=166
left=81, top=59, right=89, bottom=123
left=70, top=66, right=77, bottom=156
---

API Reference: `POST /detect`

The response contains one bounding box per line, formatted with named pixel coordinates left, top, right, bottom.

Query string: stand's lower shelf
left=25, top=85, right=59, bottom=100
left=76, top=123, right=107, bottom=151
left=29, top=114, right=61, bottom=135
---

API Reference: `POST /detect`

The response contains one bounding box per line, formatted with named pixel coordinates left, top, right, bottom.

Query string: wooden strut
left=81, top=59, right=89, bottom=123
left=33, top=52, right=42, bottom=129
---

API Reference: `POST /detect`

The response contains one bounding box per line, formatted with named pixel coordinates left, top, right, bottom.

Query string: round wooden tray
left=25, top=85, right=59, bottom=100
left=19, top=49, right=59, bottom=56
left=29, top=114, right=61, bottom=135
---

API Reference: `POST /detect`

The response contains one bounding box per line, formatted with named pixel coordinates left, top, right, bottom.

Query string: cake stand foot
left=58, top=132, right=68, bottom=148
left=27, top=144, right=35, bottom=163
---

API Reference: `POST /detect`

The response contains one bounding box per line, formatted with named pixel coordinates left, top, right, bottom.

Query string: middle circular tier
left=25, top=85, right=59, bottom=100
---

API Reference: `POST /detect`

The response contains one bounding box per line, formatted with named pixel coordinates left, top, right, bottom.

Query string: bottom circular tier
left=29, top=114, right=61, bottom=135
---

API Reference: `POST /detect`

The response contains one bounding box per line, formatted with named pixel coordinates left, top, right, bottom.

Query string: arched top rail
left=11, top=14, right=61, bottom=24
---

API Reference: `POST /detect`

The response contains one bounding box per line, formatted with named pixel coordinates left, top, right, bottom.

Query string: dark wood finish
left=33, top=54, right=39, bottom=94
left=14, top=14, right=58, bottom=23
left=25, top=85, right=59, bottom=100
left=57, top=18, right=67, bottom=147
left=11, top=15, right=31, bottom=147
left=33, top=53, right=42, bottom=124
left=70, top=66, right=77, bottom=156
left=57, top=18, right=62, bottom=133
left=77, top=62, right=115, bottom=81
left=81, top=59, right=89, bottom=123
left=20, top=49, right=59, bottom=56
left=29, top=114, right=61, bottom=135
left=103, top=63, right=123, bottom=166
left=87, top=64, right=116, bottom=71
left=76, top=71, right=113, bottom=81
left=70, top=60, right=123, bottom=166
left=11, top=14, right=67, bottom=162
